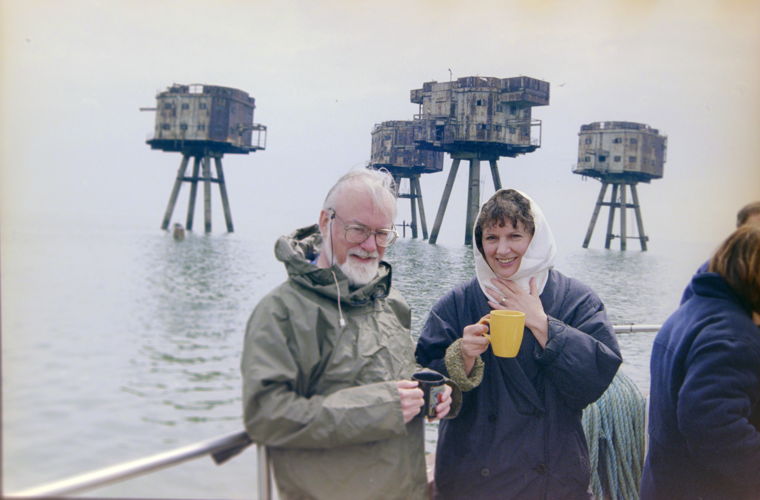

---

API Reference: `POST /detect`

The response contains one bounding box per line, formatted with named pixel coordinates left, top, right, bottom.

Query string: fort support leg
left=620, top=183, right=628, bottom=251
left=630, top=184, right=648, bottom=251
left=186, top=155, right=202, bottom=231
left=391, top=175, right=402, bottom=197
left=412, top=176, right=429, bottom=240
left=583, top=182, right=609, bottom=248
left=464, top=159, right=481, bottom=246
left=161, top=154, right=190, bottom=230
left=214, top=157, right=234, bottom=233
left=605, top=184, right=619, bottom=249
left=429, top=158, right=461, bottom=245
left=202, top=155, right=212, bottom=233
left=489, top=159, right=502, bottom=190
left=410, top=179, right=419, bottom=239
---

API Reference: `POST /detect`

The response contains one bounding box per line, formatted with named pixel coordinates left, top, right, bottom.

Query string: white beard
left=340, top=251, right=380, bottom=286
left=323, top=244, right=380, bottom=287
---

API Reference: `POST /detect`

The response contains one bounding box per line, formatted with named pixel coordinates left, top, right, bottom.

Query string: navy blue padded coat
left=416, top=270, right=621, bottom=500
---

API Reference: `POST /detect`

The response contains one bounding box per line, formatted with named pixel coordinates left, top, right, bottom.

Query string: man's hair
left=709, top=225, right=760, bottom=313
left=736, top=201, right=760, bottom=227
left=322, top=168, right=397, bottom=219
left=474, top=189, right=535, bottom=256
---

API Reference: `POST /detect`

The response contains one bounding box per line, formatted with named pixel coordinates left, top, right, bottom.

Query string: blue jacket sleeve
left=415, top=294, right=459, bottom=377
left=415, top=301, right=461, bottom=377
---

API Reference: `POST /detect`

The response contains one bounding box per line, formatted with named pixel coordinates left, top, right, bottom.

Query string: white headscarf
left=473, top=189, right=557, bottom=301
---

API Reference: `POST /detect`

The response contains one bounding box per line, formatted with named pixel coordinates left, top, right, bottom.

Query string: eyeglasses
left=330, top=210, right=398, bottom=247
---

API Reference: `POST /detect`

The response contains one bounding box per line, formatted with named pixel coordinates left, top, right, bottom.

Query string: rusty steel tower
left=369, top=120, right=444, bottom=239
left=410, top=76, right=550, bottom=245
left=573, top=121, right=667, bottom=251
left=143, top=83, right=266, bottom=233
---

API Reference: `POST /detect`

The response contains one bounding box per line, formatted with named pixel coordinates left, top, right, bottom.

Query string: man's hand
left=396, top=380, right=424, bottom=423
left=430, top=384, right=453, bottom=421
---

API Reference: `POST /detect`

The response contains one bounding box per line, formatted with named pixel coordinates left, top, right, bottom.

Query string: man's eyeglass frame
left=329, top=209, right=398, bottom=247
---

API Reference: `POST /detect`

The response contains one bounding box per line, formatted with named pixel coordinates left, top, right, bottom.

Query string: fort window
left=613, top=137, right=622, bottom=144
left=629, top=156, right=637, bottom=163
left=614, top=156, right=621, bottom=162
left=630, top=138, right=638, bottom=145
left=585, top=138, right=592, bottom=144
left=181, top=103, right=190, bottom=110
left=599, top=155, right=607, bottom=162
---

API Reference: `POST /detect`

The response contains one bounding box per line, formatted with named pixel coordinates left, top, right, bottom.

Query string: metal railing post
left=257, top=445, right=272, bottom=500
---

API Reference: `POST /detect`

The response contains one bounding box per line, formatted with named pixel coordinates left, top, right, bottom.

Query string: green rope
left=582, top=371, right=646, bottom=500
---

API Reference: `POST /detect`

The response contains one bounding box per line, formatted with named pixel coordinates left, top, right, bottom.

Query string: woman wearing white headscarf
left=416, top=189, right=621, bottom=500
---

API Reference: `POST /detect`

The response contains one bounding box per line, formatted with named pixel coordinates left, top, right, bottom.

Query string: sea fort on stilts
left=141, top=83, right=267, bottom=234
left=369, top=75, right=550, bottom=245
left=573, top=121, right=668, bottom=251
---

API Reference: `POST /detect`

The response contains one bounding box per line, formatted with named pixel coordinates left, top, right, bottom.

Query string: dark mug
left=412, top=371, right=446, bottom=419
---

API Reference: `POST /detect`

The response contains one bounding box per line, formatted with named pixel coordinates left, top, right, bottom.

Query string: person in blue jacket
left=680, top=199, right=760, bottom=304
left=415, top=189, right=622, bottom=499
left=641, top=225, right=760, bottom=500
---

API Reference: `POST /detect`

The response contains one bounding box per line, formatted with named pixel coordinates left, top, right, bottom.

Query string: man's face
left=318, top=187, right=394, bottom=286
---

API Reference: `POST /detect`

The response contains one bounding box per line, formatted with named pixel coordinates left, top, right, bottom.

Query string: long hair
left=709, top=225, right=760, bottom=313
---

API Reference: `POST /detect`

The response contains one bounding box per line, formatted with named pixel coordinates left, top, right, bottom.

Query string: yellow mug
left=479, top=310, right=526, bottom=358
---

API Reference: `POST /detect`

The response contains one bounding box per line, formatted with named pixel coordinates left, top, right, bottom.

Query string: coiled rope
left=582, top=370, right=646, bottom=500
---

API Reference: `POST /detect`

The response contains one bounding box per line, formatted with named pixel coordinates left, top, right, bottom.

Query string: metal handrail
left=6, top=323, right=660, bottom=499
left=6, top=431, right=259, bottom=499
left=613, top=324, right=661, bottom=333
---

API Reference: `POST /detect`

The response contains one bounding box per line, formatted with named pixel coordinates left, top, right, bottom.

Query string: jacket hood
left=473, top=189, right=557, bottom=300
left=274, top=224, right=391, bottom=305
left=691, top=270, right=755, bottom=316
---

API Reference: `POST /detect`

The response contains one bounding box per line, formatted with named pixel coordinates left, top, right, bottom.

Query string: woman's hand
left=396, top=380, right=424, bottom=423
left=486, top=276, right=549, bottom=347
left=461, top=321, right=490, bottom=375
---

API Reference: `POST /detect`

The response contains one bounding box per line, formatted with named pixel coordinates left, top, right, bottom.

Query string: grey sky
left=2, top=0, right=759, bottom=250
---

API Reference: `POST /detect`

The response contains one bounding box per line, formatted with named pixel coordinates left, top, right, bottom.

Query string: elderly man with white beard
left=241, top=168, right=460, bottom=500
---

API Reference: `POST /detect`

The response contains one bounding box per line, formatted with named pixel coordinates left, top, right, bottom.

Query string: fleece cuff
left=444, top=338, right=485, bottom=392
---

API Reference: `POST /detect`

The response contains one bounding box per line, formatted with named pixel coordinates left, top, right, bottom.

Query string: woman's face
left=481, top=219, right=533, bottom=280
